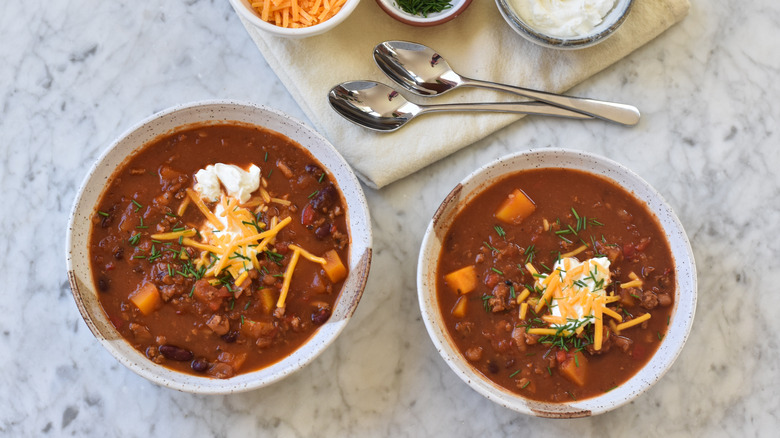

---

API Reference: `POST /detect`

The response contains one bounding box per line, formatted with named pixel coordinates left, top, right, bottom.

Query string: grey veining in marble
left=1, top=0, right=779, bottom=436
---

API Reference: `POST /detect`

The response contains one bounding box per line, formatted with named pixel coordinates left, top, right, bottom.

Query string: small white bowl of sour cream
left=495, top=0, right=634, bottom=49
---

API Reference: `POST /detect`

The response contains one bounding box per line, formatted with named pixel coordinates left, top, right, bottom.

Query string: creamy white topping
left=535, top=256, right=611, bottom=328
left=194, top=163, right=261, bottom=204
left=509, top=0, right=616, bottom=38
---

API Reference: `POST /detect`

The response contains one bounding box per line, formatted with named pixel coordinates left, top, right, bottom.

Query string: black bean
left=190, top=358, right=209, bottom=373
left=97, top=277, right=110, bottom=292
left=487, top=360, right=499, bottom=374
left=314, top=224, right=331, bottom=239
left=100, top=215, right=112, bottom=228
left=221, top=331, right=238, bottom=343
left=311, top=308, right=332, bottom=325
left=113, top=247, right=124, bottom=260
left=159, top=344, right=193, bottom=361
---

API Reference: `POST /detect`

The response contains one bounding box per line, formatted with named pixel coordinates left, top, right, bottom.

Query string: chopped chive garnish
left=244, top=300, right=251, bottom=310
left=128, top=233, right=141, bottom=246
left=264, top=151, right=268, bottom=162
left=483, top=241, right=498, bottom=252
left=494, top=225, right=506, bottom=239
left=520, top=380, right=531, bottom=389
left=189, top=285, right=195, bottom=297
left=132, top=200, right=143, bottom=211
left=509, top=369, right=521, bottom=378
left=491, top=267, right=503, bottom=275
left=318, top=173, right=325, bottom=183
left=308, top=190, right=319, bottom=199
left=97, top=211, right=109, bottom=217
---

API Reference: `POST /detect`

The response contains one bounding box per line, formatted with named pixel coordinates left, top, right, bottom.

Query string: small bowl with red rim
left=376, top=0, right=473, bottom=26
left=416, top=148, right=696, bottom=417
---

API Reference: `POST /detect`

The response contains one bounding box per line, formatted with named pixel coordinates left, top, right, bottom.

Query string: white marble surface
left=1, top=0, right=778, bottom=436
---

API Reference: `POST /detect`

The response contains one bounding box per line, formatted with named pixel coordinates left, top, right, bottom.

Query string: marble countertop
left=2, top=0, right=779, bottom=436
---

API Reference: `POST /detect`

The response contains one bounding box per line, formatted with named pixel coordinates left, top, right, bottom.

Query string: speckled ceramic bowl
left=376, top=0, right=473, bottom=27
left=495, top=0, right=634, bottom=49
left=417, top=149, right=696, bottom=417
left=229, top=0, right=361, bottom=39
left=66, top=101, right=372, bottom=394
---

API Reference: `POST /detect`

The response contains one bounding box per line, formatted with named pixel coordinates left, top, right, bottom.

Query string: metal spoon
left=373, top=41, right=640, bottom=126
left=328, top=81, right=593, bottom=132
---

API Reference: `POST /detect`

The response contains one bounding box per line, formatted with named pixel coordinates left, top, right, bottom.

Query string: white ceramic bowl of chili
left=417, top=148, right=696, bottom=417
left=229, top=0, right=361, bottom=38
left=66, top=100, right=372, bottom=394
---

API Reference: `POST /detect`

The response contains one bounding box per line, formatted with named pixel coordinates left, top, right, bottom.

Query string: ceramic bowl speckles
left=376, top=0, right=473, bottom=27
left=495, top=0, right=634, bottom=50
left=66, top=101, right=372, bottom=394
left=417, top=148, right=696, bottom=417
left=229, top=0, right=361, bottom=39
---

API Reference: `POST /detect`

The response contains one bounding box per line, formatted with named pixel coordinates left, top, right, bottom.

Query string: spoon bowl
left=328, top=81, right=593, bottom=132
left=373, top=41, right=640, bottom=126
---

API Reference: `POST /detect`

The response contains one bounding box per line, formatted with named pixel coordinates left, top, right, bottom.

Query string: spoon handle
left=459, top=77, right=640, bottom=126
left=421, top=102, right=593, bottom=120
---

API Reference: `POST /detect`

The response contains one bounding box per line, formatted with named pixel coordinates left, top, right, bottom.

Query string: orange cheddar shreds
left=250, top=0, right=346, bottom=28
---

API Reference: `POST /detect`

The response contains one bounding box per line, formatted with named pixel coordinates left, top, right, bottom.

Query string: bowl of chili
left=417, top=148, right=696, bottom=417
left=67, top=100, right=372, bottom=393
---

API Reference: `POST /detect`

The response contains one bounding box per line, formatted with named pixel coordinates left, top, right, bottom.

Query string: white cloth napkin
left=238, top=0, right=690, bottom=188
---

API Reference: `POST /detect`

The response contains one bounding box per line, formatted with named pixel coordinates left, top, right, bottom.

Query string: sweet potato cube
left=129, top=283, right=162, bottom=315
left=558, top=351, right=589, bottom=387
left=495, top=189, right=536, bottom=224
left=451, top=295, right=468, bottom=318
left=322, top=250, right=347, bottom=283
left=259, top=288, right=276, bottom=315
left=444, top=265, right=478, bottom=294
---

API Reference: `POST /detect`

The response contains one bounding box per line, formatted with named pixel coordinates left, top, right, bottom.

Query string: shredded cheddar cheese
left=250, top=0, right=347, bottom=29
left=182, top=176, right=333, bottom=312
left=533, top=256, right=614, bottom=350
left=616, top=313, right=651, bottom=331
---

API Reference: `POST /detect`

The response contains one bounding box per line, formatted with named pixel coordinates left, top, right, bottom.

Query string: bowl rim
left=494, top=0, right=635, bottom=49
left=375, top=0, right=474, bottom=27
left=229, top=0, right=362, bottom=38
left=416, top=148, right=697, bottom=417
left=66, top=99, right=373, bottom=393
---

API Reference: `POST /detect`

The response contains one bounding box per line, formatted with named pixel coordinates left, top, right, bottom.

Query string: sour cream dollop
left=534, top=256, right=611, bottom=328
left=194, top=163, right=261, bottom=204
left=509, top=0, right=616, bottom=38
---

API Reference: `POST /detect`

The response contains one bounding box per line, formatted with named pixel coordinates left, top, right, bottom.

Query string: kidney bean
left=314, top=224, right=331, bottom=239
left=310, top=184, right=337, bottom=210
left=97, top=276, right=110, bottom=292
left=221, top=331, right=239, bottom=343
left=311, top=308, right=332, bottom=325
left=190, top=358, right=209, bottom=373
left=159, top=344, right=193, bottom=361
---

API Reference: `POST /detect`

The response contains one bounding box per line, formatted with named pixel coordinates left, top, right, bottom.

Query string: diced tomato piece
left=301, top=204, right=315, bottom=226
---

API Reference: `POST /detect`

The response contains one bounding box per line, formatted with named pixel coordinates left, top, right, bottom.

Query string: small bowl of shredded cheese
left=230, top=0, right=361, bottom=38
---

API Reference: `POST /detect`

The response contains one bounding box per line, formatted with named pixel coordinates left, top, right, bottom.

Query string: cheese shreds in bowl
left=250, top=0, right=348, bottom=28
